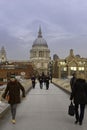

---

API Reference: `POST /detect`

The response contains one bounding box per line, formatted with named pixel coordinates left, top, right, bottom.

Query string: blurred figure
left=38, top=74, right=43, bottom=89
left=2, top=74, right=25, bottom=124
left=42, top=72, right=46, bottom=85
left=31, top=74, right=36, bottom=89
left=70, top=73, right=76, bottom=91
left=45, top=74, right=50, bottom=90
left=50, top=74, right=52, bottom=83
left=70, top=73, right=87, bottom=125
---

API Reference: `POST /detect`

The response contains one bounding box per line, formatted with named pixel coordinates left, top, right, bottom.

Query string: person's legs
left=40, top=82, right=43, bottom=89
left=32, top=82, right=35, bottom=88
left=74, top=104, right=79, bottom=123
left=10, top=104, right=17, bottom=123
left=79, top=104, right=85, bottom=125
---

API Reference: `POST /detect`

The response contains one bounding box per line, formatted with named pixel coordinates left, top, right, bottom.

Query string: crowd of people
left=1, top=72, right=52, bottom=124
left=1, top=71, right=87, bottom=126
left=31, top=72, right=51, bottom=90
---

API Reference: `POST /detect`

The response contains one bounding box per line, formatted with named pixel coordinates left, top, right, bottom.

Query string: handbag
left=5, top=94, right=10, bottom=101
left=68, top=101, right=75, bottom=116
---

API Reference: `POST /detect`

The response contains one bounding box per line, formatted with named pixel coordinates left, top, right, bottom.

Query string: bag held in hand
left=68, top=101, right=75, bottom=116
left=5, top=94, right=10, bottom=101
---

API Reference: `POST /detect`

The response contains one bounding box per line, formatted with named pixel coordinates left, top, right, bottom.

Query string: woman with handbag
left=70, top=73, right=87, bottom=125
left=2, top=74, right=25, bottom=124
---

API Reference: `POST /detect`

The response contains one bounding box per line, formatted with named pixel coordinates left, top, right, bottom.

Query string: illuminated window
left=60, top=62, right=65, bottom=65
left=64, top=67, right=67, bottom=71
left=78, top=67, right=84, bottom=71
left=70, top=67, right=77, bottom=71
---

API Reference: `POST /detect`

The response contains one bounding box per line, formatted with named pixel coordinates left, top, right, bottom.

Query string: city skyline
left=0, top=0, right=87, bottom=60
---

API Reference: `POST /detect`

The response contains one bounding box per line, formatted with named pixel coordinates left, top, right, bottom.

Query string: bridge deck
left=0, top=83, right=87, bottom=130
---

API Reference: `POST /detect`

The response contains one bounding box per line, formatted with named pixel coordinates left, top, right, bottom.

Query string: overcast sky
left=0, top=0, right=87, bottom=60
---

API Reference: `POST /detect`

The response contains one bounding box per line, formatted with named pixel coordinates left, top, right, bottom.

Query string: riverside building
left=53, top=49, right=87, bottom=79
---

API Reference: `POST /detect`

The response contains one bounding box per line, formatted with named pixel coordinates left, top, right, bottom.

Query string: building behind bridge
left=0, top=27, right=87, bottom=84
left=30, top=26, right=50, bottom=75
left=53, top=49, right=87, bottom=79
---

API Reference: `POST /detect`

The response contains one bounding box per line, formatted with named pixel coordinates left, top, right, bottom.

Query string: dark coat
left=45, top=76, right=50, bottom=84
left=31, top=76, right=36, bottom=83
left=2, top=80, right=25, bottom=104
left=38, top=75, right=43, bottom=83
left=70, top=76, right=76, bottom=91
left=70, top=79, right=87, bottom=104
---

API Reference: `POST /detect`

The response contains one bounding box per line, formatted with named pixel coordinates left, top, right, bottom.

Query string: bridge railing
left=52, top=78, right=71, bottom=94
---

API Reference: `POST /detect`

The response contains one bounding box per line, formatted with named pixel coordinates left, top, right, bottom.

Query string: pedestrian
left=70, top=73, right=76, bottom=91
left=42, top=72, right=46, bottom=85
left=2, top=74, right=25, bottom=124
left=49, top=74, right=52, bottom=83
left=70, top=73, right=87, bottom=125
left=38, top=74, right=43, bottom=89
left=31, top=74, right=36, bottom=88
left=45, top=74, right=50, bottom=90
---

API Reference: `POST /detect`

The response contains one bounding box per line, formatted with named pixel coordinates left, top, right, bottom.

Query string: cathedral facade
left=30, top=27, right=50, bottom=75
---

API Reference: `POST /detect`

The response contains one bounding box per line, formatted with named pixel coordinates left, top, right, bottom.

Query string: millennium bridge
left=0, top=79, right=87, bottom=130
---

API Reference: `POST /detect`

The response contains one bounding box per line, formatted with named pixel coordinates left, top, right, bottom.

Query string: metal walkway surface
left=0, top=83, right=87, bottom=130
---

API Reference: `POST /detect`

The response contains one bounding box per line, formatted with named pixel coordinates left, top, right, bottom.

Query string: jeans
left=10, top=104, right=17, bottom=120
left=75, top=104, right=85, bottom=123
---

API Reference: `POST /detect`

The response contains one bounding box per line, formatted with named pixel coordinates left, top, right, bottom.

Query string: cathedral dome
left=33, top=27, right=48, bottom=47
left=33, top=38, right=48, bottom=47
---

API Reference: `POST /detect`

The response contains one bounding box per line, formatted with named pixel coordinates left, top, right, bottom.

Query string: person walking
left=38, top=74, right=43, bottom=89
left=70, top=73, right=76, bottom=91
left=31, top=74, right=36, bottom=88
left=45, top=74, right=50, bottom=90
left=2, top=74, right=25, bottom=124
left=70, top=73, right=87, bottom=125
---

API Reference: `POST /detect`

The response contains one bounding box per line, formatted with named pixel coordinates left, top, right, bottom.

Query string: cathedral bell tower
left=0, top=46, right=7, bottom=62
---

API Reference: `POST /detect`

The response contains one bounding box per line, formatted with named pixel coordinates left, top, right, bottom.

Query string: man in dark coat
left=70, top=73, right=76, bottom=91
left=45, top=74, right=50, bottom=90
left=38, top=74, right=43, bottom=89
left=70, top=73, right=87, bottom=125
left=2, top=74, right=25, bottom=124
left=31, top=74, right=36, bottom=88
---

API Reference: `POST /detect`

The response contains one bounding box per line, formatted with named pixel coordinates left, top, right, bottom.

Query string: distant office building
left=30, top=27, right=50, bottom=75
left=0, top=46, right=34, bottom=84
left=0, top=61, right=34, bottom=84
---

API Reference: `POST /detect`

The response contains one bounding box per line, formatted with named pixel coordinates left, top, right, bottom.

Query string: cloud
left=0, top=0, right=87, bottom=60
left=0, top=27, right=31, bottom=60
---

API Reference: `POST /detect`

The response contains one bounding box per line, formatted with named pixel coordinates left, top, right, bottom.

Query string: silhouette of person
left=70, top=73, right=87, bottom=125
left=70, top=73, right=76, bottom=91
left=38, top=74, right=43, bottom=89
left=45, top=74, right=50, bottom=90
left=2, top=74, right=25, bottom=124
left=31, top=74, right=36, bottom=88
